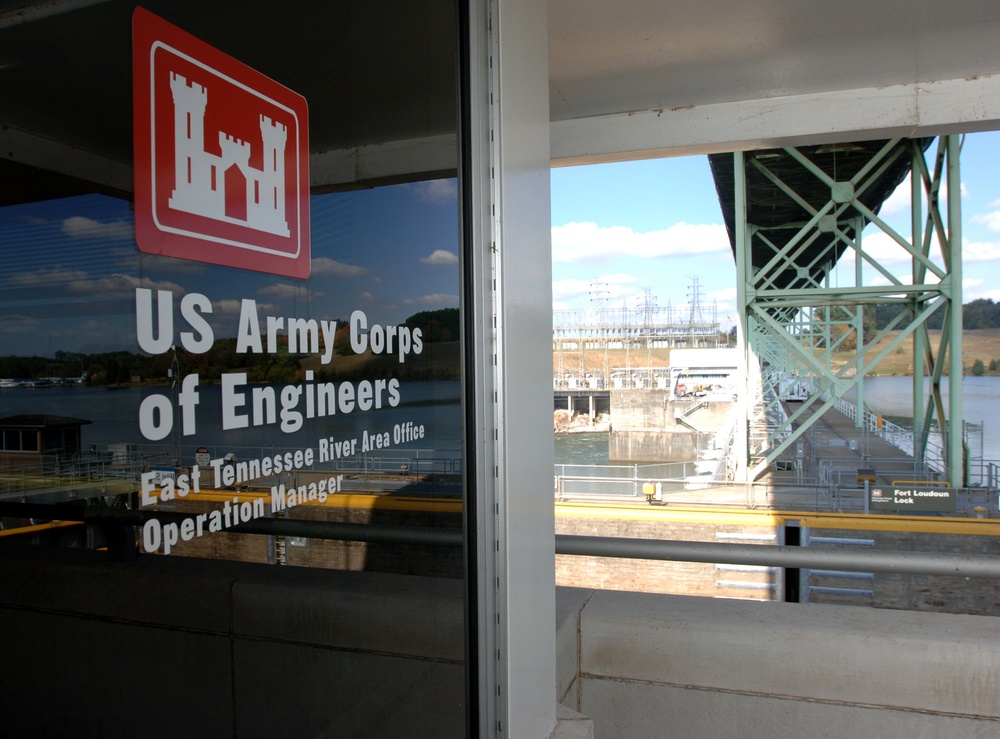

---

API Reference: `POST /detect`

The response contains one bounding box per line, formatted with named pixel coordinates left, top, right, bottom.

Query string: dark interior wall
left=0, top=548, right=465, bottom=738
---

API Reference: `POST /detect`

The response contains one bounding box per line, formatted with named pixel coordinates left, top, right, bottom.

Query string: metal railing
left=555, top=534, right=1000, bottom=580
left=553, top=467, right=997, bottom=515
left=3, top=499, right=997, bottom=582
left=0, top=452, right=145, bottom=499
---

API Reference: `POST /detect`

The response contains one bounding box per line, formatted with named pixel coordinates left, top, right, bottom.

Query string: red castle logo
left=133, top=8, right=310, bottom=278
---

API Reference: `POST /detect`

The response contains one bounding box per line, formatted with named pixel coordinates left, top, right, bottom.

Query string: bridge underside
left=710, top=137, right=965, bottom=485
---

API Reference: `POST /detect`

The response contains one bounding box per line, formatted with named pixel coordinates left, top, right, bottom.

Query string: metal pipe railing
left=555, top=534, right=1000, bottom=579
left=2, top=500, right=997, bottom=579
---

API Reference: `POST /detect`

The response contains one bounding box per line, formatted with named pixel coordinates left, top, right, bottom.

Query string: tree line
left=0, top=308, right=461, bottom=386
left=868, top=298, right=1000, bottom=332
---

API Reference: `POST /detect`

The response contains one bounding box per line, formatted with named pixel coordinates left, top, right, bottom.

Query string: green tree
left=405, top=308, right=459, bottom=343
left=971, top=358, right=986, bottom=376
left=333, top=325, right=354, bottom=356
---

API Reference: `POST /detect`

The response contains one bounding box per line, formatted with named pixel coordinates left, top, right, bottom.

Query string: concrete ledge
left=556, top=587, right=594, bottom=709
left=551, top=703, right=595, bottom=739
left=578, top=590, right=1000, bottom=736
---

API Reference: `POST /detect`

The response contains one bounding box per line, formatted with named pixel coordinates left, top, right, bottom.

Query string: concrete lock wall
left=609, top=390, right=732, bottom=463
left=556, top=512, right=778, bottom=600
left=556, top=589, right=1000, bottom=738
left=609, top=429, right=701, bottom=464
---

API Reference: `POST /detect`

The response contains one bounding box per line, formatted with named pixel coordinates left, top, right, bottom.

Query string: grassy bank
left=833, top=328, right=1000, bottom=376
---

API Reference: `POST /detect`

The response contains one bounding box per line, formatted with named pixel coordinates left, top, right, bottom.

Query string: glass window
left=0, top=2, right=467, bottom=735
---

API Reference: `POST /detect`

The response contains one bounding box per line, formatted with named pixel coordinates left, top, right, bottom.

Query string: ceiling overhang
left=3, top=0, right=1000, bottom=206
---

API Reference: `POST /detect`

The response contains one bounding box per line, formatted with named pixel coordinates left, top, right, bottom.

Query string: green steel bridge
left=709, top=138, right=969, bottom=485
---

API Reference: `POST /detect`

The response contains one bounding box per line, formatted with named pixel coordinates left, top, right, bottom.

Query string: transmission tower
left=687, top=276, right=705, bottom=324
left=642, top=287, right=656, bottom=369
left=590, top=282, right=610, bottom=387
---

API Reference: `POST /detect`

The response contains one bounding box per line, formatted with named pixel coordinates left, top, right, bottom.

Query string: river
left=846, top=375, right=1000, bottom=462
left=0, top=380, right=462, bottom=470
left=5, top=376, right=995, bottom=468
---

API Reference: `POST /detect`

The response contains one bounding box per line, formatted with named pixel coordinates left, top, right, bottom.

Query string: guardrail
left=3, top=500, right=997, bottom=582
left=553, top=467, right=997, bottom=515
left=834, top=398, right=947, bottom=465
left=0, top=453, right=145, bottom=499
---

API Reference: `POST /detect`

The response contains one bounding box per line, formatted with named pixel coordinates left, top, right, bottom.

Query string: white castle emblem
left=168, top=72, right=289, bottom=237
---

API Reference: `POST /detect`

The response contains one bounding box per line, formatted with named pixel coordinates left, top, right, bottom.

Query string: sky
left=551, top=132, right=1000, bottom=331
left=0, top=182, right=461, bottom=356
left=4, top=133, right=1000, bottom=358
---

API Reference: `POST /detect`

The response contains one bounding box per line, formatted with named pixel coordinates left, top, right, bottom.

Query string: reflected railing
left=0, top=444, right=463, bottom=502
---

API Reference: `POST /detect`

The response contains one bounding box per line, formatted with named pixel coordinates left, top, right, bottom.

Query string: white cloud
left=855, top=231, right=914, bottom=265
left=402, top=293, right=459, bottom=307
left=854, top=231, right=997, bottom=268
left=8, top=266, right=89, bottom=286
left=0, top=314, right=38, bottom=334
left=970, top=210, right=1000, bottom=233
left=213, top=299, right=247, bottom=316
left=420, top=249, right=458, bottom=265
left=878, top=175, right=911, bottom=217
left=867, top=275, right=901, bottom=288
left=408, top=179, right=457, bottom=205
left=961, top=240, right=1000, bottom=262
left=311, top=257, right=368, bottom=278
left=259, top=283, right=315, bottom=301
left=62, top=216, right=133, bottom=241
left=552, top=221, right=730, bottom=264
left=67, top=274, right=183, bottom=296
left=710, top=287, right=737, bottom=302
left=553, top=274, right=638, bottom=306
left=135, top=253, right=204, bottom=274
left=552, top=278, right=596, bottom=304
left=709, top=287, right=737, bottom=320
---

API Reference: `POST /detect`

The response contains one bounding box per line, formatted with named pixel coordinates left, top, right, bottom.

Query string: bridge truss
left=713, top=137, right=966, bottom=485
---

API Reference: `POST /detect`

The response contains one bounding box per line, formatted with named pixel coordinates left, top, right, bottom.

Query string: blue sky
left=551, top=133, right=1000, bottom=330
left=0, top=181, right=460, bottom=356
left=3, top=132, right=999, bottom=358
